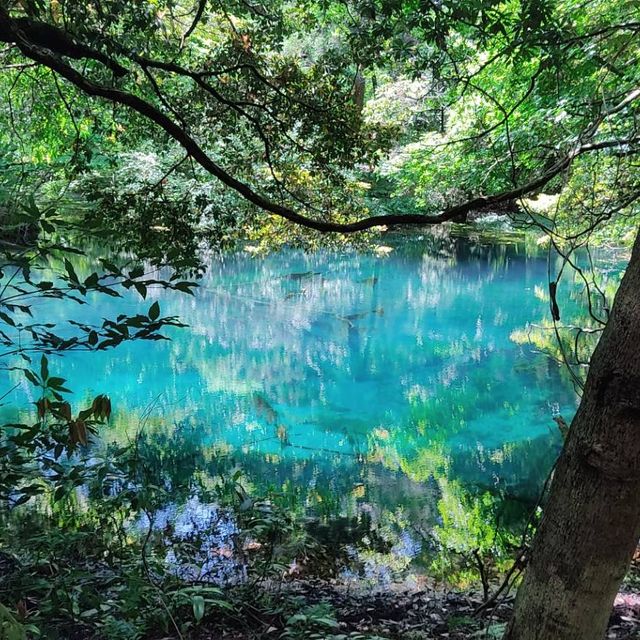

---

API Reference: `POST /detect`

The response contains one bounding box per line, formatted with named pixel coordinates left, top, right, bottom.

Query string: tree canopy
left=0, top=0, right=637, bottom=244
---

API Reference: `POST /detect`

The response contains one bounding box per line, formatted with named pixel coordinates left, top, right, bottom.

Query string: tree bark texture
left=504, top=226, right=640, bottom=640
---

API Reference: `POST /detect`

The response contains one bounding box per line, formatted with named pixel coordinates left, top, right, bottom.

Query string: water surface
left=7, top=231, right=604, bottom=580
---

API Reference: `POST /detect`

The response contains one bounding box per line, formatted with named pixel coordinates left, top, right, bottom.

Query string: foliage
left=2, top=0, right=637, bottom=241
left=1, top=0, right=639, bottom=637
left=0, top=406, right=397, bottom=639
left=358, top=0, right=640, bottom=242
left=0, top=181, right=203, bottom=637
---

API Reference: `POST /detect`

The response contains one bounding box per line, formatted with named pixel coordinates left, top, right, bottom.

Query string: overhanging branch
left=1, top=9, right=638, bottom=234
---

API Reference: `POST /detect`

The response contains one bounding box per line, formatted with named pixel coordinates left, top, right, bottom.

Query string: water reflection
left=6, top=232, right=615, bottom=581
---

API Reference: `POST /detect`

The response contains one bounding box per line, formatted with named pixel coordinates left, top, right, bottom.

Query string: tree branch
left=1, top=9, right=638, bottom=234
left=181, top=0, right=208, bottom=44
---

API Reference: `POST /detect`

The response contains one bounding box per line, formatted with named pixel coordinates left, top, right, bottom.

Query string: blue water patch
left=4, top=233, right=616, bottom=547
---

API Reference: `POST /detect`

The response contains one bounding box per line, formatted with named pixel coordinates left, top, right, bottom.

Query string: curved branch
left=0, top=15, right=127, bottom=76
left=181, top=0, right=208, bottom=44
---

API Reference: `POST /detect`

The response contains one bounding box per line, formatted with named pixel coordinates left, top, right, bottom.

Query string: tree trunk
left=353, top=70, right=366, bottom=114
left=504, top=227, right=640, bottom=640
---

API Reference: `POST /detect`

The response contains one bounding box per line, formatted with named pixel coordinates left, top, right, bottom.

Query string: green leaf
left=148, top=301, right=160, bottom=321
left=192, top=595, right=205, bottom=623
left=134, top=282, right=147, bottom=299
left=24, top=369, right=40, bottom=386
left=40, top=219, right=55, bottom=233
left=175, top=281, right=196, bottom=295
left=315, top=617, right=339, bottom=628
left=0, top=311, right=16, bottom=327
left=64, top=259, right=79, bottom=284
left=84, top=273, right=99, bottom=288
left=100, top=260, right=121, bottom=274
left=40, top=355, right=49, bottom=381
left=47, top=376, right=66, bottom=390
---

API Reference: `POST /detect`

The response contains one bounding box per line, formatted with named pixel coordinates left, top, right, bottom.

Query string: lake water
left=6, top=230, right=607, bottom=581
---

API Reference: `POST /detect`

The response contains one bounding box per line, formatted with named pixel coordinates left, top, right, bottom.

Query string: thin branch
left=181, top=0, right=208, bottom=45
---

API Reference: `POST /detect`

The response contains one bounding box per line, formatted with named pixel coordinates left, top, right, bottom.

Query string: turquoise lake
left=6, top=230, right=613, bottom=579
